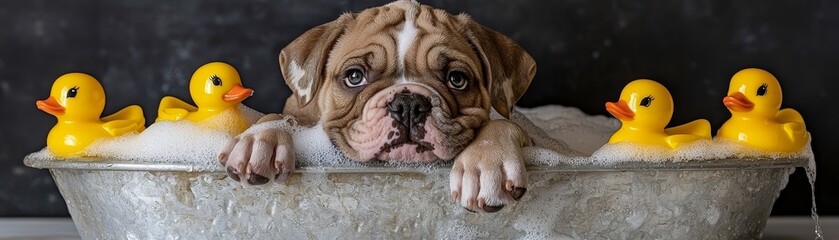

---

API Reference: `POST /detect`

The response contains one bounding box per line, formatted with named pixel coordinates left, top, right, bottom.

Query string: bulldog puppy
left=219, top=0, right=537, bottom=213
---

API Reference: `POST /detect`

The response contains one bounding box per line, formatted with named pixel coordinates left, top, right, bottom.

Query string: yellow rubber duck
left=717, top=68, right=809, bottom=152
left=156, top=62, right=254, bottom=134
left=605, top=79, right=711, bottom=149
left=36, top=73, right=145, bottom=157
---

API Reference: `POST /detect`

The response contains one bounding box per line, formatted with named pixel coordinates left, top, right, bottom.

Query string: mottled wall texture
left=1, top=0, right=836, bottom=216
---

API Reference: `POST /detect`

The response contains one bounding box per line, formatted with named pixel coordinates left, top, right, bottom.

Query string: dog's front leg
left=450, top=119, right=532, bottom=213
left=218, top=114, right=296, bottom=185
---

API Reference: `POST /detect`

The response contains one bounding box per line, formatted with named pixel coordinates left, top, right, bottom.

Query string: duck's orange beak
left=36, top=96, right=65, bottom=116
left=605, top=100, right=634, bottom=121
left=723, top=92, right=754, bottom=112
left=223, top=84, right=254, bottom=102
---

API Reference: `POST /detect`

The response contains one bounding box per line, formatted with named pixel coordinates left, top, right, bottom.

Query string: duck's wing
left=776, top=108, right=806, bottom=126
left=102, top=105, right=146, bottom=127
left=102, top=105, right=145, bottom=136
left=102, top=119, right=143, bottom=136
left=157, top=96, right=197, bottom=121
left=665, top=119, right=712, bottom=139
left=777, top=108, right=808, bottom=141
left=665, top=134, right=703, bottom=149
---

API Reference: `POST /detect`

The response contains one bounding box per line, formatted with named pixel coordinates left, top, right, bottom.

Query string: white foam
left=79, top=104, right=264, bottom=169
left=581, top=138, right=813, bottom=166
left=514, top=105, right=813, bottom=166
left=513, top=105, right=618, bottom=155
left=35, top=104, right=814, bottom=168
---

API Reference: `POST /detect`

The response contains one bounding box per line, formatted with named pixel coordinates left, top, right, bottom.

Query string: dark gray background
left=0, top=0, right=836, bottom=217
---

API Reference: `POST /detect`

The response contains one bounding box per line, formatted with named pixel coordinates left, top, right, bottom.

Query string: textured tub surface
left=27, top=157, right=804, bottom=239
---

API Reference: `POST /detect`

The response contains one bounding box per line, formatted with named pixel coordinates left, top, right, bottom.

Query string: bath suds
left=512, top=105, right=618, bottom=155
left=35, top=105, right=812, bottom=169
left=81, top=104, right=263, bottom=168
left=516, top=105, right=812, bottom=166
left=579, top=139, right=811, bottom=166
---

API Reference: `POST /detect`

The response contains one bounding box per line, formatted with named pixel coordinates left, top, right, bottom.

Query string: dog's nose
left=387, top=92, right=431, bottom=127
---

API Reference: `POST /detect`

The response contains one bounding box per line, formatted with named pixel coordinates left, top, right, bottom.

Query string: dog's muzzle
left=344, top=84, right=449, bottom=162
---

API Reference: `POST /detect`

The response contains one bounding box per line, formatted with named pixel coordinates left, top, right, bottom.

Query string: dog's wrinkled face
left=279, top=1, right=536, bottom=162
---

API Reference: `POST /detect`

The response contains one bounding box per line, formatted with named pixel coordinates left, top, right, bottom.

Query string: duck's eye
left=640, top=95, right=654, bottom=107
left=66, top=86, right=79, bottom=98
left=210, top=75, right=222, bottom=86
left=343, top=68, right=367, bottom=87
left=756, top=83, right=768, bottom=96
left=447, top=71, right=468, bottom=90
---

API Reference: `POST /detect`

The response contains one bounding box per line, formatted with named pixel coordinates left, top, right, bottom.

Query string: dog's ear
left=279, top=13, right=355, bottom=106
left=459, top=15, right=536, bottom=118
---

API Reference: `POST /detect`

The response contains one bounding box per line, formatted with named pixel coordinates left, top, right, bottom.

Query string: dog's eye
left=447, top=71, right=468, bottom=90
left=640, top=95, right=654, bottom=107
left=210, top=75, right=222, bottom=86
left=66, top=86, right=79, bottom=98
left=343, top=69, right=367, bottom=87
left=756, top=83, right=767, bottom=96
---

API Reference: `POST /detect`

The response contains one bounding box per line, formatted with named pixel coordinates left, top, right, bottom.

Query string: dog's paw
left=449, top=120, right=531, bottom=213
left=218, top=114, right=296, bottom=185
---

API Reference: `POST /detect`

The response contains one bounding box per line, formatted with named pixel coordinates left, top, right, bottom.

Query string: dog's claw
left=247, top=173, right=270, bottom=185
left=482, top=204, right=505, bottom=213
left=274, top=172, right=291, bottom=182
left=510, top=187, right=527, bottom=200
left=218, top=153, right=228, bottom=165
left=226, top=166, right=241, bottom=181
left=463, top=207, right=477, bottom=213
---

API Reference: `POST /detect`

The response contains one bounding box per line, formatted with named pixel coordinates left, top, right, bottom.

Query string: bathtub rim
left=24, top=154, right=807, bottom=174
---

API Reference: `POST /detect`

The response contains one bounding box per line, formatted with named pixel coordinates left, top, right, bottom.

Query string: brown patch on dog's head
left=278, top=1, right=536, bottom=161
